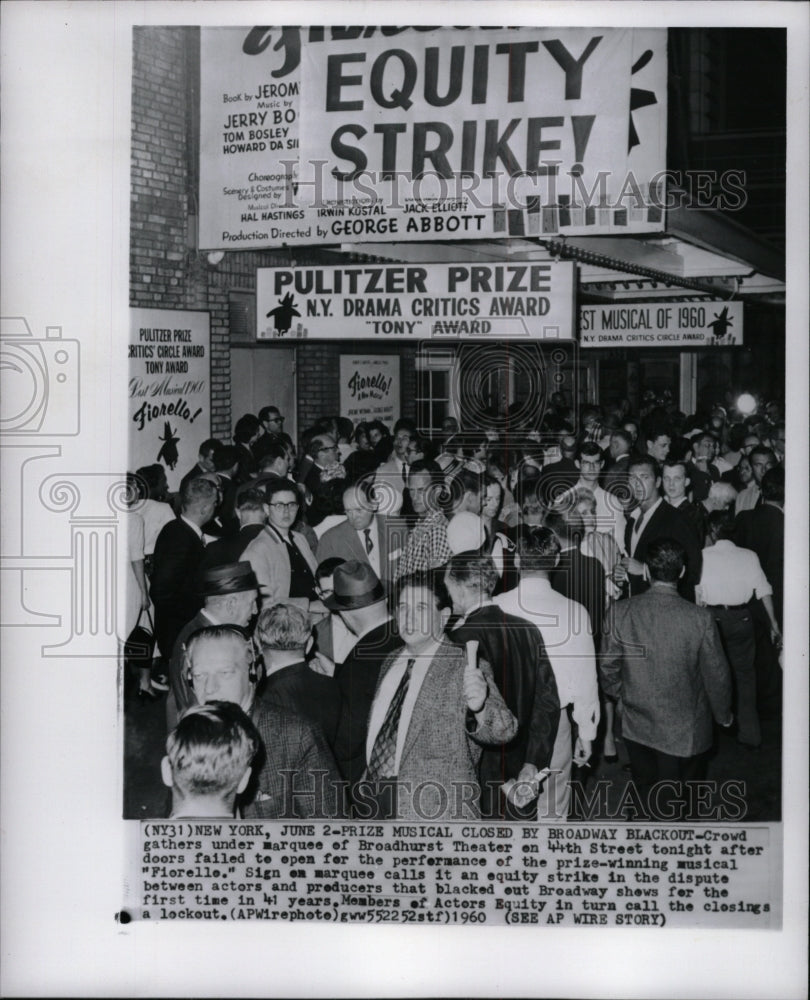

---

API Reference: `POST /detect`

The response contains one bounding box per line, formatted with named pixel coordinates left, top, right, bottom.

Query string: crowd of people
left=125, top=392, right=786, bottom=822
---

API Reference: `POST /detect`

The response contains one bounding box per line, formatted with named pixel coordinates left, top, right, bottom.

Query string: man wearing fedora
left=167, top=561, right=259, bottom=729
left=322, top=561, right=404, bottom=795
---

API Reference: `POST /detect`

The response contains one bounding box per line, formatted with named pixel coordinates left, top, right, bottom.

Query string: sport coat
left=315, top=514, right=395, bottom=588
left=600, top=586, right=732, bottom=757
left=242, top=703, right=346, bottom=819
left=242, top=525, right=319, bottom=608
left=257, top=660, right=341, bottom=749
left=625, top=500, right=702, bottom=601
left=150, top=517, right=205, bottom=657
left=363, top=638, right=518, bottom=820
left=199, top=523, right=265, bottom=570
left=550, top=546, right=607, bottom=644
left=451, top=606, right=560, bottom=819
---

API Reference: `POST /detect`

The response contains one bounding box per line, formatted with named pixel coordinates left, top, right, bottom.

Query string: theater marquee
left=199, top=26, right=667, bottom=249
left=579, top=302, right=744, bottom=348
left=256, top=261, right=576, bottom=339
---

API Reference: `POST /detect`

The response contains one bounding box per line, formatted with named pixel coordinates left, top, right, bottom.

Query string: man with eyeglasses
left=316, top=481, right=397, bottom=592
left=255, top=405, right=294, bottom=462
left=300, top=432, right=347, bottom=527
left=242, top=478, right=321, bottom=609
left=181, top=625, right=345, bottom=818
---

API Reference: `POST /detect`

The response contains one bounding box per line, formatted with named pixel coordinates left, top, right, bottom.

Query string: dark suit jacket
left=234, top=442, right=257, bottom=484
left=603, top=454, right=631, bottom=496
left=257, top=660, right=341, bottom=749
left=315, top=515, right=394, bottom=588
left=150, top=517, right=205, bottom=657
left=735, top=504, right=784, bottom=625
left=451, top=606, right=560, bottom=820
left=179, top=462, right=208, bottom=492
left=550, top=546, right=606, bottom=645
left=332, top=620, right=403, bottom=790
left=242, top=703, right=345, bottom=819
left=625, top=500, right=702, bottom=601
left=538, top=458, right=579, bottom=506
left=199, top=523, right=265, bottom=570
left=303, top=463, right=346, bottom=527
left=600, top=587, right=732, bottom=757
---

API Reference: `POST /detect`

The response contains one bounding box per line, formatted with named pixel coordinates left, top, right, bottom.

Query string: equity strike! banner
left=199, top=27, right=667, bottom=249
left=256, top=261, right=576, bottom=339
left=129, top=308, right=211, bottom=490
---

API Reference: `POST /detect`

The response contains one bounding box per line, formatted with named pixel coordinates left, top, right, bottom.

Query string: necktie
left=633, top=513, right=644, bottom=535
left=402, top=462, right=408, bottom=484
left=366, top=658, right=415, bottom=780
left=364, top=528, right=374, bottom=554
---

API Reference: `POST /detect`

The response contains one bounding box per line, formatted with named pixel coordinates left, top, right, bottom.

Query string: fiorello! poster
left=128, top=308, right=211, bottom=489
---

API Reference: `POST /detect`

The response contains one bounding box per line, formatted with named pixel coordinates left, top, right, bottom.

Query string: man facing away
left=445, top=552, right=560, bottom=820
left=600, top=538, right=733, bottom=821
left=162, top=701, right=261, bottom=818
left=495, top=526, right=599, bottom=821
left=182, top=625, right=345, bottom=818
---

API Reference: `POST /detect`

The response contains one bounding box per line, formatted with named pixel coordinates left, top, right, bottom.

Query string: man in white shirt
left=575, top=442, right=626, bottom=550
left=357, top=572, right=517, bottom=820
left=495, top=525, right=599, bottom=821
left=697, top=510, right=781, bottom=749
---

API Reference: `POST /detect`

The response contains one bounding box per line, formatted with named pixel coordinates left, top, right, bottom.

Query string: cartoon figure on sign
left=157, top=421, right=180, bottom=470
left=266, top=292, right=301, bottom=335
left=707, top=306, right=733, bottom=341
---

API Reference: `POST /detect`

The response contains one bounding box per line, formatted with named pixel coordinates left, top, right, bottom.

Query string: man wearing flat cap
left=323, top=561, right=403, bottom=796
left=166, top=561, right=259, bottom=729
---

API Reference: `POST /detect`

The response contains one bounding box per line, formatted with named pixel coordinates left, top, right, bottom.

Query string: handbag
left=123, top=608, right=156, bottom=671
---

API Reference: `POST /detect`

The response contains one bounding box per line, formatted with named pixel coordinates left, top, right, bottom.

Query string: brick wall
left=132, top=28, right=422, bottom=445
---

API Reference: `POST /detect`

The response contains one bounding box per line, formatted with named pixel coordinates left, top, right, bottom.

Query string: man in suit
left=494, top=526, right=599, bottom=821
left=182, top=625, right=344, bottom=818
left=255, top=603, right=341, bottom=748
left=356, top=572, right=517, bottom=821
left=538, top=432, right=579, bottom=507
left=151, top=477, right=218, bottom=661
left=544, top=508, right=606, bottom=647
left=617, top=456, right=702, bottom=602
left=254, top=405, right=294, bottom=462
left=200, top=488, right=268, bottom=570
left=323, top=561, right=403, bottom=796
left=735, top=466, right=784, bottom=628
left=301, top=432, right=347, bottom=527
left=600, top=538, right=733, bottom=820
left=233, top=413, right=262, bottom=484
left=603, top=428, right=634, bottom=497
left=166, top=560, right=259, bottom=729
left=178, top=438, right=221, bottom=493
left=662, top=458, right=706, bottom=545
left=445, top=552, right=560, bottom=820
left=316, top=481, right=396, bottom=591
